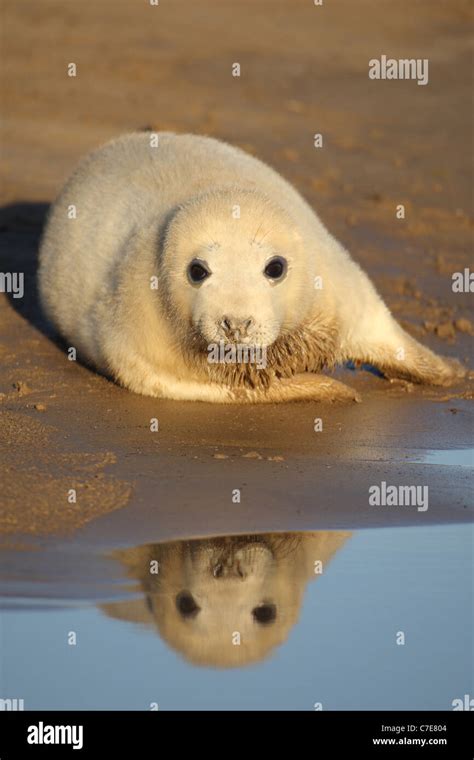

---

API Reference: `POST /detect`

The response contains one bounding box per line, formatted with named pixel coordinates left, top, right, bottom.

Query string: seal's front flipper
left=121, top=362, right=361, bottom=403
left=239, top=373, right=361, bottom=403
left=350, top=330, right=467, bottom=387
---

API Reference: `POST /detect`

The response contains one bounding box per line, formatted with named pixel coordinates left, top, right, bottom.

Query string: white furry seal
left=38, top=132, right=465, bottom=403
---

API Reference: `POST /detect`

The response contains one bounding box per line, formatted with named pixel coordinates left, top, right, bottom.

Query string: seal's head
left=162, top=189, right=313, bottom=347
left=100, top=531, right=351, bottom=668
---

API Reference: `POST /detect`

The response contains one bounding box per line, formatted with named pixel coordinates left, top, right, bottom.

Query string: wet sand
left=0, top=0, right=472, bottom=547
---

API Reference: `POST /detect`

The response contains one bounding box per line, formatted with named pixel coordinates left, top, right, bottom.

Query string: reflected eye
left=188, top=260, right=211, bottom=283
left=264, top=256, right=287, bottom=280
left=176, top=591, right=200, bottom=618
left=252, top=603, right=277, bottom=625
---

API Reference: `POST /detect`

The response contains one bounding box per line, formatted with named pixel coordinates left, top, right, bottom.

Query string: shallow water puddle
left=414, top=449, right=474, bottom=467
left=0, top=524, right=471, bottom=710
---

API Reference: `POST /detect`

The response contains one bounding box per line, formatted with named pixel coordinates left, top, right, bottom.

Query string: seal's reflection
left=101, top=531, right=351, bottom=668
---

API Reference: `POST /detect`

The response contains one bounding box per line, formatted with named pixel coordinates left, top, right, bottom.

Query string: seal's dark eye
left=188, top=260, right=210, bottom=283
left=264, top=256, right=287, bottom=280
left=252, top=603, right=277, bottom=625
left=176, top=591, right=200, bottom=618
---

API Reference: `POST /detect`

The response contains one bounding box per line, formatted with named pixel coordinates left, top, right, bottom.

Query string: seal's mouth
left=184, top=320, right=338, bottom=391
left=206, top=341, right=269, bottom=371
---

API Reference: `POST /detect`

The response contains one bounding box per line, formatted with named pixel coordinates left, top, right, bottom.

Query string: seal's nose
left=220, top=316, right=253, bottom=340
left=212, top=560, right=246, bottom=580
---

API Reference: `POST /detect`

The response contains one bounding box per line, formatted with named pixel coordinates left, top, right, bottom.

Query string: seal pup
left=38, top=132, right=465, bottom=402
left=100, top=531, right=351, bottom=668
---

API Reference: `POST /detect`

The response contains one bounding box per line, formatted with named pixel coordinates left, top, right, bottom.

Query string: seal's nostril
left=221, top=316, right=252, bottom=337
left=213, top=563, right=224, bottom=578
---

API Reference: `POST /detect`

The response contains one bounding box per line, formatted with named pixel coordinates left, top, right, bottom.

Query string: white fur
left=38, top=133, right=464, bottom=402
